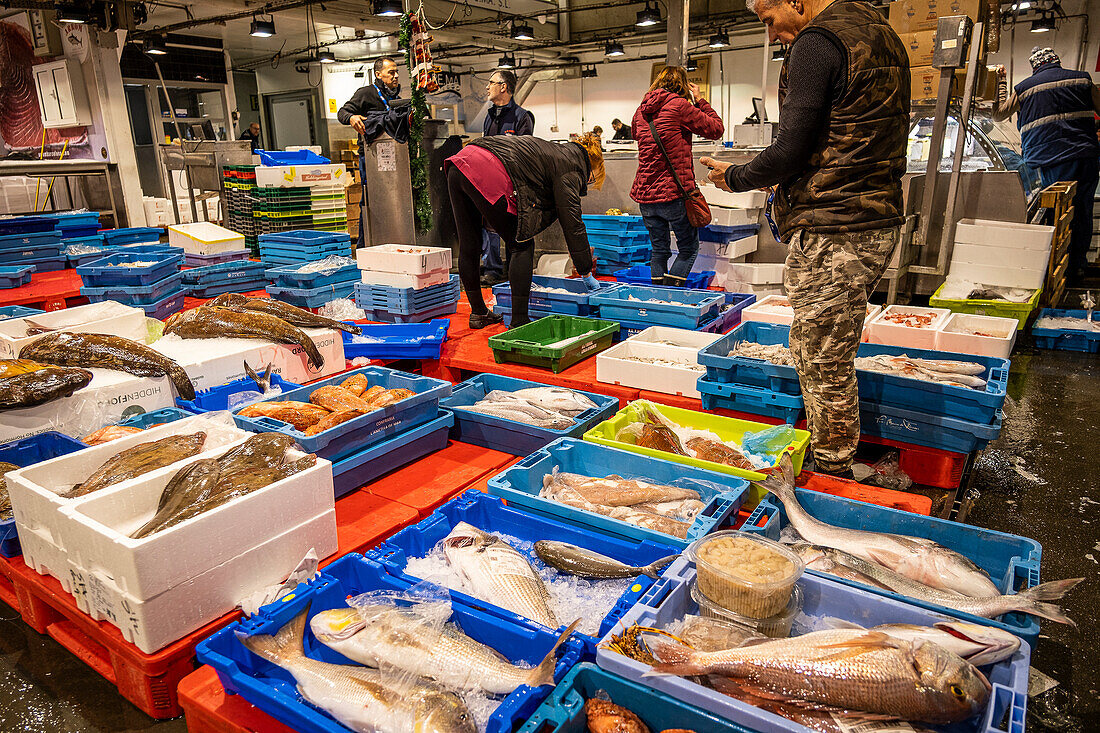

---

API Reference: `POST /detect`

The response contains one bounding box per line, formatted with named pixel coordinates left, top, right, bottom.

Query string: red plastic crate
left=796, top=470, right=933, bottom=515
left=179, top=665, right=293, bottom=733
left=857, top=434, right=969, bottom=490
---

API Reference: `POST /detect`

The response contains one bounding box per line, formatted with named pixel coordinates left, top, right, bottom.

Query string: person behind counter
left=611, top=118, right=632, bottom=141
left=631, top=66, right=724, bottom=286
left=446, top=134, right=605, bottom=329
left=701, top=0, right=909, bottom=479
left=238, top=122, right=261, bottom=152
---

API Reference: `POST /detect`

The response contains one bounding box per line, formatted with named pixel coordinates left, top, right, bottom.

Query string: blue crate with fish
left=176, top=373, right=301, bottom=413
left=266, top=282, right=357, bottom=309
left=699, top=321, right=1009, bottom=422
left=0, top=230, right=61, bottom=250
left=181, top=259, right=267, bottom=288
left=266, top=258, right=359, bottom=289
left=184, top=248, right=251, bottom=267
left=231, top=365, right=451, bottom=462
left=112, top=243, right=184, bottom=260
left=186, top=278, right=269, bottom=299
left=590, top=285, right=724, bottom=330
left=353, top=275, right=461, bottom=315
left=611, top=265, right=716, bottom=290
left=64, top=246, right=112, bottom=268
left=141, top=288, right=187, bottom=319
left=19, top=255, right=66, bottom=273
left=697, top=376, right=804, bottom=423
left=440, top=373, right=619, bottom=456
left=101, top=227, right=163, bottom=245
left=341, top=319, right=450, bottom=360
left=581, top=214, right=644, bottom=232
left=743, top=486, right=1046, bottom=646
left=486, top=437, right=750, bottom=549
left=114, top=406, right=195, bottom=430
left=0, top=265, right=34, bottom=289
left=360, top=300, right=459, bottom=324
left=0, top=305, right=43, bottom=320
left=371, top=490, right=683, bottom=652
left=517, top=662, right=752, bottom=733
left=0, top=432, right=86, bottom=557
left=0, top=242, right=61, bottom=264
left=596, top=557, right=1030, bottom=733
left=0, top=216, right=55, bottom=235
left=698, top=292, right=756, bottom=334
left=196, top=552, right=586, bottom=733
left=260, top=246, right=352, bottom=268
left=1031, top=308, right=1100, bottom=353
left=76, top=251, right=182, bottom=287
left=860, top=401, right=1003, bottom=453
left=80, top=272, right=185, bottom=307
left=331, top=412, right=452, bottom=498
left=491, top=276, right=614, bottom=317
left=42, top=211, right=101, bottom=230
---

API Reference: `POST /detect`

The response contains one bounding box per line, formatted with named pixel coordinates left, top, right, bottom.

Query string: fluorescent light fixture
left=1030, top=11, right=1055, bottom=31
left=708, top=29, right=729, bottom=48
left=145, top=34, right=168, bottom=55
left=373, top=0, right=404, bottom=18
left=636, top=1, right=660, bottom=27
left=605, top=41, right=625, bottom=57
left=497, top=53, right=517, bottom=69
left=250, top=16, right=276, bottom=37
left=512, top=22, right=534, bottom=40
left=56, top=3, right=91, bottom=23
left=771, top=46, right=786, bottom=61
left=318, top=49, right=336, bottom=63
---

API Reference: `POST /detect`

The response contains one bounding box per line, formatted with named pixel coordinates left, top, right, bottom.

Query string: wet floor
left=0, top=341, right=1095, bottom=731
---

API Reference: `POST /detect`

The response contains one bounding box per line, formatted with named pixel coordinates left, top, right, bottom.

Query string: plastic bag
left=295, top=255, right=356, bottom=275
left=861, top=451, right=913, bottom=491
left=63, top=244, right=106, bottom=256
left=318, top=298, right=365, bottom=322
left=742, top=424, right=796, bottom=455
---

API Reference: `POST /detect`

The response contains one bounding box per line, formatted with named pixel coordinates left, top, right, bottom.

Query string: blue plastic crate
left=56, top=225, right=100, bottom=238
left=258, top=230, right=350, bottom=246
left=76, top=252, right=182, bottom=287
left=186, top=278, right=269, bottom=299
left=258, top=243, right=352, bottom=262
left=176, top=373, right=301, bottom=414
left=581, top=214, right=645, bottom=232
left=184, top=249, right=251, bottom=267
left=113, top=244, right=183, bottom=260
left=65, top=249, right=111, bottom=267
left=360, top=300, right=459, bottom=324
left=0, top=305, right=43, bottom=320
left=612, top=265, right=716, bottom=290
left=591, top=242, right=650, bottom=261
left=861, top=401, right=1003, bottom=453
left=196, top=553, right=584, bottom=733
left=697, top=376, right=805, bottom=423
left=0, top=432, right=86, bottom=557
left=332, top=412, right=452, bottom=498
left=0, top=216, right=54, bottom=235
left=372, top=491, right=682, bottom=650
left=80, top=272, right=184, bottom=306
left=265, top=260, right=359, bottom=289
left=180, top=259, right=266, bottom=287
left=587, top=231, right=650, bottom=249
left=590, top=284, right=723, bottom=329
left=698, top=223, right=759, bottom=243
left=0, top=230, right=61, bottom=249
left=231, top=365, right=451, bottom=462
left=1031, top=308, right=1100, bottom=353
left=255, top=148, right=330, bottom=165
left=518, top=662, right=751, bottom=733
left=699, top=292, right=756, bottom=334
left=341, top=319, right=450, bottom=360
left=492, top=276, right=613, bottom=317
left=486, top=437, right=749, bottom=549
left=742, top=488, right=1043, bottom=647
left=42, top=211, right=101, bottom=228
left=0, top=243, right=61, bottom=263
left=141, top=288, right=186, bottom=319
left=596, top=559, right=1030, bottom=733
left=353, top=277, right=460, bottom=316
left=490, top=305, right=557, bottom=328
left=101, top=227, right=163, bottom=245
left=699, top=321, right=1009, bottom=422
left=114, top=406, right=195, bottom=430
left=440, top=374, right=619, bottom=456
left=266, top=282, right=356, bottom=309
left=0, top=265, right=34, bottom=288
left=19, top=256, right=66, bottom=273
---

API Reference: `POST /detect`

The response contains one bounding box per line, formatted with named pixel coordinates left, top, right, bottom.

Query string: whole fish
left=606, top=507, right=691, bottom=539
left=131, top=458, right=223, bottom=539
left=0, top=359, right=54, bottom=378
left=534, top=540, right=676, bottom=579
left=441, top=522, right=558, bottom=629
left=310, top=385, right=370, bottom=412
left=543, top=472, right=700, bottom=507
left=305, top=409, right=368, bottom=436
left=311, top=603, right=578, bottom=694
left=793, top=544, right=894, bottom=591
left=366, top=388, right=414, bottom=408
left=20, top=332, right=195, bottom=401
left=215, top=433, right=297, bottom=474
left=635, top=499, right=705, bottom=521
left=685, top=437, right=754, bottom=470
left=821, top=618, right=1021, bottom=667
left=0, top=461, right=18, bottom=520
left=164, top=306, right=324, bottom=368
left=218, top=455, right=315, bottom=496
left=0, top=366, right=93, bottom=410
left=756, top=454, right=1001, bottom=597
left=83, top=425, right=145, bottom=445
left=243, top=361, right=274, bottom=393
left=796, top=544, right=1081, bottom=626
left=239, top=607, right=475, bottom=733
left=211, top=293, right=362, bottom=335
left=340, top=373, right=370, bottom=397
left=637, top=404, right=689, bottom=454
left=67, top=433, right=208, bottom=498
left=648, top=629, right=991, bottom=724
left=452, top=403, right=574, bottom=430
left=237, top=401, right=330, bottom=431
left=491, top=387, right=597, bottom=416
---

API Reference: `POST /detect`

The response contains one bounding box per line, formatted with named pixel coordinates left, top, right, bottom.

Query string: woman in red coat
left=631, top=67, right=725, bottom=286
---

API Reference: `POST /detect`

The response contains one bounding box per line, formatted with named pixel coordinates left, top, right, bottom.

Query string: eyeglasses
left=487, top=80, right=506, bottom=87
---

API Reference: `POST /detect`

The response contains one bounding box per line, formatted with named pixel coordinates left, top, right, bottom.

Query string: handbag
left=646, top=115, right=711, bottom=228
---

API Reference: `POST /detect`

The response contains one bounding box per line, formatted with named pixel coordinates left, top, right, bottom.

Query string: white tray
left=0, top=301, right=147, bottom=359
left=954, top=218, right=1054, bottom=251
left=726, top=262, right=784, bottom=285
left=697, top=185, right=767, bottom=209
left=947, top=260, right=1046, bottom=290
left=168, top=222, right=245, bottom=256
left=356, top=243, right=452, bottom=275
left=741, top=294, right=794, bottom=326
left=709, top=207, right=760, bottom=229
left=596, top=340, right=709, bottom=398
left=864, top=304, right=951, bottom=349
left=952, top=242, right=1049, bottom=271
left=935, top=312, right=1017, bottom=359
left=359, top=267, right=450, bottom=290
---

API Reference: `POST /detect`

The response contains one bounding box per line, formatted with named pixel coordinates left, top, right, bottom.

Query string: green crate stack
left=223, top=165, right=258, bottom=253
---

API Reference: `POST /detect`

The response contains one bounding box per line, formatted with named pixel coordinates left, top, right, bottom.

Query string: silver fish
left=440, top=522, right=559, bottom=629
left=451, top=403, right=574, bottom=430
left=542, top=472, right=700, bottom=507
left=311, top=603, right=578, bottom=695
left=540, top=482, right=693, bottom=539
left=239, top=607, right=475, bottom=733
left=534, top=540, right=676, bottom=579
left=821, top=618, right=1021, bottom=667
left=756, top=454, right=1001, bottom=597
left=504, top=387, right=598, bottom=416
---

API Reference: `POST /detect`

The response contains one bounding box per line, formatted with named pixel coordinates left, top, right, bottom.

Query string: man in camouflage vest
left=702, top=0, right=909, bottom=478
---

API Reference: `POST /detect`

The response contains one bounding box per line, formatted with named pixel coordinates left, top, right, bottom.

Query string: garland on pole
left=400, top=12, right=435, bottom=233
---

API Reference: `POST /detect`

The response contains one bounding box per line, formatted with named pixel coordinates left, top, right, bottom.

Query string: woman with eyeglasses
left=446, top=133, right=605, bottom=329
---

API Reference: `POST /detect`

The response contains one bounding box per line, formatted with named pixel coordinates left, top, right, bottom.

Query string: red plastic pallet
left=796, top=470, right=933, bottom=515
left=179, top=664, right=293, bottom=733
left=327, top=488, right=419, bottom=564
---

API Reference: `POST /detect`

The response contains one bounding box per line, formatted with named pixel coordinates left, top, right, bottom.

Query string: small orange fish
left=83, top=425, right=144, bottom=446
left=584, top=698, right=649, bottom=733
left=238, top=401, right=331, bottom=431
left=366, top=388, right=415, bottom=409
left=340, top=373, right=371, bottom=397
left=310, top=385, right=370, bottom=412
left=685, top=437, right=754, bottom=470
left=304, top=409, right=367, bottom=436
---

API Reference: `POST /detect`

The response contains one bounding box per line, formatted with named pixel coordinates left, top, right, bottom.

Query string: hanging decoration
left=400, top=11, right=439, bottom=233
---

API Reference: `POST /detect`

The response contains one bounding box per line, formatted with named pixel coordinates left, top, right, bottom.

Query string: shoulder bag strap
left=646, top=114, right=693, bottom=199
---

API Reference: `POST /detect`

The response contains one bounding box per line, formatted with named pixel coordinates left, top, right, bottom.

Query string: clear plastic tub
left=686, top=530, right=803, bottom=618
left=690, top=577, right=802, bottom=637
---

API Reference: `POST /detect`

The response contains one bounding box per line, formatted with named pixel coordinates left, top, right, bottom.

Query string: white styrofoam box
left=168, top=222, right=246, bottom=256
left=0, top=369, right=177, bottom=445
left=627, top=326, right=724, bottom=351
left=597, top=340, right=710, bottom=398
left=0, top=301, right=148, bottom=359
left=147, top=211, right=173, bottom=228
left=935, top=312, right=1017, bottom=359
left=742, top=294, right=794, bottom=326
left=709, top=207, right=759, bottom=229
left=726, top=262, right=785, bottom=285
left=7, top=413, right=249, bottom=552
left=693, top=252, right=729, bottom=287
left=153, top=334, right=280, bottom=393
left=360, top=267, right=450, bottom=290
left=266, top=327, right=345, bottom=383
left=143, top=197, right=170, bottom=215
left=255, top=164, right=351, bottom=189
left=864, top=305, right=951, bottom=350
left=535, top=253, right=573, bottom=277
left=356, top=243, right=452, bottom=275
left=70, top=509, right=337, bottom=653
left=952, top=242, right=1049, bottom=272
left=683, top=235, right=758, bottom=262
left=946, top=261, right=1046, bottom=290
left=697, top=185, right=767, bottom=210
left=954, top=218, right=1054, bottom=251
left=17, top=523, right=71, bottom=583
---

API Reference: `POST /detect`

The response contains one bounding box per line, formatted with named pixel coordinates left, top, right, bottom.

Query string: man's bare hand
left=700, top=157, right=733, bottom=192
left=350, top=115, right=367, bottom=135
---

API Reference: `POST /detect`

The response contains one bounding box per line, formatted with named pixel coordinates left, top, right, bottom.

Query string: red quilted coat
left=630, top=88, right=724, bottom=204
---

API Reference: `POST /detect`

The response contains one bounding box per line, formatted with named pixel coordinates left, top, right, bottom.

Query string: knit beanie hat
left=1029, top=47, right=1060, bottom=70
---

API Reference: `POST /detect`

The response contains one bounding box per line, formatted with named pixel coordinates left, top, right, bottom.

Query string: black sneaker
left=480, top=271, right=507, bottom=287
left=469, top=311, right=504, bottom=329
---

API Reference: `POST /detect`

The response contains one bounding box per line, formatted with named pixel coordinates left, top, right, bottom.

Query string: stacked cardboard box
left=889, top=0, right=996, bottom=102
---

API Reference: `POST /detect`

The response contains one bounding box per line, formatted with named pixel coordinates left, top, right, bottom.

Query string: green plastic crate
left=488, top=315, right=619, bottom=373
left=582, top=400, right=811, bottom=503
left=929, top=283, right=1041, bottom=331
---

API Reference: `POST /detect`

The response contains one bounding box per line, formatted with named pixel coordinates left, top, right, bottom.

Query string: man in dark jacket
left=611, top=118, right=632, bottom=140
left=702, top=0, right=910, bottom=479
left=238, top=122, right=261, bottom=152
left=993, top=48, right=1100, bottom=283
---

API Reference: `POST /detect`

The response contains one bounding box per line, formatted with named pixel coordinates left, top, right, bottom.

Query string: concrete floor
left=0, top=344, right=1094, bottom=732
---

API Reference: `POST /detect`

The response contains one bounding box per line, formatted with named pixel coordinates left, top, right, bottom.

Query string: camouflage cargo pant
left=784, top=226, right=900, bottom=474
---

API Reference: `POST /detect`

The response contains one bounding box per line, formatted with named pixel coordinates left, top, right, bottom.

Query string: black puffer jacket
left=468, top=135, right=592, bottom=274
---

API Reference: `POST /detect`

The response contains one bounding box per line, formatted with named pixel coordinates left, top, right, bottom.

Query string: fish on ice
left=534, top=540, right=676, bottom=580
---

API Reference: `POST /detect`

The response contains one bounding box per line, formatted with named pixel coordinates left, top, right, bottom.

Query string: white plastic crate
left=597, top=340, right=712, bottom=398
left=864, top=304, right=951, bottom=349
left=953, top=242, right=1049, bottom=272
left=935, top=312, right=1017, bottom=359
left=356, top=243, right=452, bottom=275
left=359, top=267, right=450, bottom=290
left=954, top=218, right=1054, bottom=251
left=726, top=262, right=784, bottom=285
left=0, top=301, right=148, bottom=359
left=697, top=185, right=767, bottom=209
left=741, top=294, right=794, bottom=326
left=168, top=222, right=245, bottom=256
left=254, top=164, right=351, bottom=189
left=709, top=207, right=759, bottom=229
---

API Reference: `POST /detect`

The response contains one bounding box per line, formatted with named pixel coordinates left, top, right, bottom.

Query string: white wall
left=988, top=0, right=1098, bottom=87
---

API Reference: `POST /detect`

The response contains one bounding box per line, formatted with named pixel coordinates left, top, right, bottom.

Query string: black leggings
left=446, top=166, right=535, bottom=325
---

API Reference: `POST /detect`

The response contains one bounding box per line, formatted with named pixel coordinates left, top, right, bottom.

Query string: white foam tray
left=954, top=218, right=1054, bottom=251
left=709, top=207, right=759, bottom=229
left=697, top=185, right=767, bottom=209
left=935, top=312, right=1017, bottom=359
left=0, top=301, right=148, bottom=359
left=168, top=222, right=245, bottom=256
left=627, top=326, right=724, bottom=352
left=864, top=305, right=951, bottom=350
left=741, top=294, right=794, bottom=326
left=952, top=242, right=1049, bottom=272
left=726, top=262, right=784, bottom=285
left=356, top=243, right=452, bottom=275
left=946, top=260, right=1046, bottom=290
left=359, top=267, right=450, bottom=290
left=597, top=340, right=709, bottom=398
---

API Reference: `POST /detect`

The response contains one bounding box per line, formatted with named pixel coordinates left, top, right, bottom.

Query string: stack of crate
left=223, top=165, right=258, bottom=254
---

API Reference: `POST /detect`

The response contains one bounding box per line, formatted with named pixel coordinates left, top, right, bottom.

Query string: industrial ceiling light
left=145, top=34, right=168, bottom=55
left=373, top=0, right=404, bottom=18
left=511, top=21, right=534, bottom=40
left=56, top=3, right=91, bottom=23
left=635, top=1, right=660, bottom=27
left=1011, top=0, right=1032, bottom=8
left=708, top=29, right=730, bottom=48
left=685, top=56, right=698, bottom=72
left=1030, top=11, right=1055, bottom=31
left=497, top=53, right=517, bottom=69
left=771, top=46, right=786, bottom=61
left=318, top=49, right=336, bottom=63
left=605, top=41, right=625, bottom=57
left=250, top=15, right=276, bottom=37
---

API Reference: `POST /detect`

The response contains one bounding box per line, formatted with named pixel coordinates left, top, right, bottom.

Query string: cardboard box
left=0, top=302, right=148, bottom=360
left=910, top=64, right=994, bottom=102
left=888, top=0, right=988, bottom=33
left=898, top=30, right=938, bottom=66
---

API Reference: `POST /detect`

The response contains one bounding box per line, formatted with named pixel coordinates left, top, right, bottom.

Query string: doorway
left=264, top=91, right=318, bottom=150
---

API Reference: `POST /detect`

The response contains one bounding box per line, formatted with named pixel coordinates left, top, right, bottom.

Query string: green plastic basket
left=929, top=283, right=1041, bottom=331
left=488, top=315, right=619, bottom=373
left=582, top=400, right=811, bottom=503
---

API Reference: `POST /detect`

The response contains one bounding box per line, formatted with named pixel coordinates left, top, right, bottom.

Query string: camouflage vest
left=773, top=0, right=910, bottom=238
